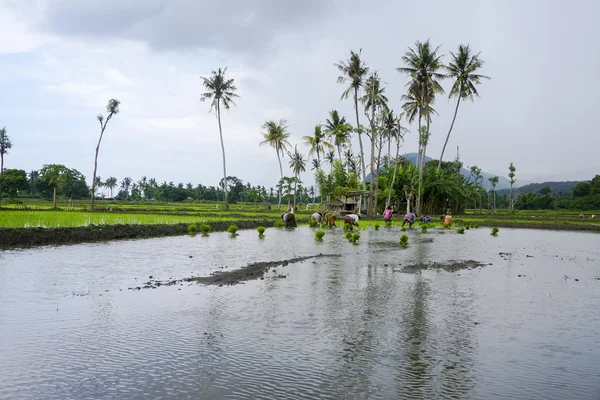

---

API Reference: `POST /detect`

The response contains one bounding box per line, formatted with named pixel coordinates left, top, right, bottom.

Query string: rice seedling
left=188, top=223, right=198, bottom=235
left=491, top=227, right=499, bottom=236
left=344, top=231, right=353, bottom=240
left=257, top=226, right=266, bottom=237
left=227, top=225, right=238, bottom=236
left=308, top=220, right=318, bottom=228
left=399, top=234, right=409, bottom=247
left=274, top=221, right=285, bottom=228
left=374, top=223, right=380, bottom=230
left=457, top=228, right=465, bottom=234
left=200, top=224, right=211, bottom=236
left=315, top=230, right=325, bottom=241
left=350, top=233, right=360, bottom=244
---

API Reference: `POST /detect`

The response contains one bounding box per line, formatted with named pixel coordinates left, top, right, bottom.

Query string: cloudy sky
left=1, top=0, right=598, bottom=189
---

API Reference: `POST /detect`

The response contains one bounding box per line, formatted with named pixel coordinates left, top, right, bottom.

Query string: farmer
left=324, top=212, right=337, bottom=227
left=383, top=206, right=393, bottom=223
left=421, top=215, right=433, bottom=223
left=344, top=213, right=360, bottom=226
left=311, top=212, right=323, bottom=223
left=444, top=214, right=453, bottom=226
left=281, top=212, right=297, bottom=228
left=402, top=212, right=417, bottom=228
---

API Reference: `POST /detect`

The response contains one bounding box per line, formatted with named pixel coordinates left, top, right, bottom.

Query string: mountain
left=401, top=153, right=511, bottom=190
left=495, top=181, right=582, bottom=196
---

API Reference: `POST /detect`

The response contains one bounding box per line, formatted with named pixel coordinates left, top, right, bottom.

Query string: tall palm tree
left=288, top=145, right=306, bottom=208
left=200, top=67, right=239, bottom=210
left=302, top=124, right=332, bottom=167
left=335, top=50, right=369, bottom=185
left=323, top=110, right=353, bottom=159
left=104, top=177, right=117, bottom=198
left=397, top=40, right=445, bottom=214
left=385, top=112, right=408, bottom=209
left=324, top=150, right=336, bottom=171
left=260, top=120, right=291, bottom=210
left=438, top=44, right=490, bottom=169
left=0, top=127, right=11, bottom=173
left=489, top=176, right=499, bottom=212
left=311, top=159, right=321, bottom=171
left=361, top=71, right=388, bottom=215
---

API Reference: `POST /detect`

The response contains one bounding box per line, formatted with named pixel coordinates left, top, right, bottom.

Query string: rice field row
left=0, top=211, right=273, bottom=229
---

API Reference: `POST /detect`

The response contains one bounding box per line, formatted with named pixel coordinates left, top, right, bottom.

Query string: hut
left=328, top=190, right=368, bottom=215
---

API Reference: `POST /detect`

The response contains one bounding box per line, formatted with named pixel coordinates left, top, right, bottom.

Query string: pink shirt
left=383, top=209, right=393, bottom=220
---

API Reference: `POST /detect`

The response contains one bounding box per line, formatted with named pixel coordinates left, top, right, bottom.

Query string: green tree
left=40, top=164, right=69, bottom=209
left=200, top=67, right=240, bottom=210
left=0, top=127, right=12, bottom=173
left=91, top=99, right=120, bottom=210
left=104, top=177, right=118, bottom=198
left=288, top=145, right=306, bottom=208
left=323, top=110, right=353, bottom=159
left=0, top=169, right=27, bottom=199
left=385, top=112, right=408, bottom=209
left=335, top=50, right=370, bottom=186
left=508, top=162, right=517, bottom=211
left=260, top=120, right=291, bottom=210
left=438, top=45, right=490, bottom=169
left=488, top=176, right=499, bottom=212
left=302, top=124, right=332, bottom=167
left=397, top=40, right=445, bottom=214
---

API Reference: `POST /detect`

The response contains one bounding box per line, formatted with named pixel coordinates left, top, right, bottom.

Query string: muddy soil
left=397, top=259, right=489, bottom=273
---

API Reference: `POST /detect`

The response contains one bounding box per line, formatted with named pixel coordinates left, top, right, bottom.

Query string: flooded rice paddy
left=1, top=227, right=599, bottom=399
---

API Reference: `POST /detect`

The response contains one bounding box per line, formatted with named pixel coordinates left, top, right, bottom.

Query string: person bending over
left=402, top=212, right=417, bottom=228
left=324, top=212, right=337, bottom=228
left=344, top=213, right=360, bottom=227
left=311, top=212, right=323, bottom=223
left=383, top=206, right=393, bottom=223
left=281, top=212, right=297, bottom=228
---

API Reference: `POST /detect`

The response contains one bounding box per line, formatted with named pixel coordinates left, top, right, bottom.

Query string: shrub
left=188, top=223, right=198, bottom=235
left=274, top=221, right=285, bottom=228
left=374, top=223, right=380, bottom=230
left=344, top=231, right=353, bottom=240
left=491, top=227, right=499, bottom=236
left=457, top=228, right=465, bottom=234
left=309, top=220, right=318, bottom=228
left=200, top=224, right=211, bottom=236
left=257, top=226, right=266, bottom=237
left=399, top=234, right=409, bottom=247
left=227, top=225, right=238, bottom=236
left=315, top=230, right=325, bottom=240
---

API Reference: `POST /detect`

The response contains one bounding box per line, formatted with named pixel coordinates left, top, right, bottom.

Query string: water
left=1, top=227, right=599, bottom=399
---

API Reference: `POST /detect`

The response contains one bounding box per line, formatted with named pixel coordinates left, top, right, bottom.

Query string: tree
left=385, top=112, right=408, bottom=209
left=508, top=162, right=517, bottom=211
left=0, top=169, right=27, bottom=199
left=489, top=176, right=499, bottom=212
left=0, top=127, right=12, bottom=173
left=335, top=50, right=370, bottom=186
left=90, top=99, right=120, bottom=210
left=324, top=150, right=336, bottom=171
left=40, top=164, right=69, bottom=209
left=104, top=177, right=118, bottom=198
left=288, top=145, right=306, bottom=208
left=323, top=110, right=353, bottom=159
left=200, top=67, right=240, bottom=210
left=397, top=40, right=445, bottom=214
left=302, top=124, right=332, bottom=167
left=438, top=45, right=490, bottom=169
left=260, top=120, right=291, bottom=210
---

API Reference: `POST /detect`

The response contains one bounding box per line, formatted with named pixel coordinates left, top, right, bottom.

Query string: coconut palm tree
left=324, top=150, right=336, bottom=171
left=438, top=45, right=490, bottom=169
left=200, top=67, right=239, bottom=210
left=260, top=120, right=291, bottom=210
left=104, top=177, right=117, bottom=198
left=489, top=176, right=499, bottom=212
left=91, top=99, right=120, bottom=210
left=323, top=110, right=353, bottom=159
left=397, top=40, right=445, bottom=214
left=508, top=163, right=516, bottom=211
left=311, top=159, right=321, bottom=171
left=302, top=124, right=332, bottom=167
left=385, top=112, right=408, bottom=209
left=361, top=71, right=388, bottom=215
left=0, top=127, right=11, bottom=173
left=335, top=50, right=369, bottom=185
left=288, top=145, right=306, bottom=208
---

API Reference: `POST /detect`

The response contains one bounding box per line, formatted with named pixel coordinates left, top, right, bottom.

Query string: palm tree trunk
left=493, top=189, right=497, bottom=212
left=277, top=152, right=283, bottom=210
left=368, top=108, right=376, bottom=215
left=415, top=112, right=422, bottom=215
left=90, top=127, right=105, bottom=211
left=293, top=178, right=297, bottom=209
left=217, top=102, right=229, bottom=209
left=338, top=145, right=342, bottom=161
left=374, top=131, right=383, bottom=214
left=438, top=97, right=461, bottom=170
left=53, top=185, right=57, bottom=209
left=386, top=135, right=401, bottom=208
left=354, top=88, right=367, bottom=190
left=509, top=184, right=513, bottom=211
left=1, top=153, right=4, bottom=173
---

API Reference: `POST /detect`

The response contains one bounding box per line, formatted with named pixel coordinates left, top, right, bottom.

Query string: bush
left=227, top=225, right=238, bottom=236
left=344, top=231, right=353, bottom=240
left=309, top=220, right=318, bottom=228
left=188, top=224, right=198, bottom=235
left=274, top=221, right=285, bottom=228
left=399, top=234, right=409, bottom=247
left=315, top=230, right=325, bottom=240
left=257, top=226, right=266, bottom=237
left=374, top=223, right=380, bottom=230
left=457, top=228, right=465, bottom=234
left=200, top=224, right=211, bottom=236
left=491, top=227, right=499, bottom=236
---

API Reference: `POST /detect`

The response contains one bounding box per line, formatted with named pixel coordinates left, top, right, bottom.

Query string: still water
left=1, top=227, right=599, bottom=399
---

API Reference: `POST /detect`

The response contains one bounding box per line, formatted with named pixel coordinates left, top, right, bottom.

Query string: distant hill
left=496, top=181, right=582, bottom=196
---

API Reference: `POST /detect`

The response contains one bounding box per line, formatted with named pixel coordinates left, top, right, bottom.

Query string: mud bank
left=473, top=221, right=600, bottom=232
left=0, top=220, right=276, bottom=248
left=397, top=260, right=489, bottom=273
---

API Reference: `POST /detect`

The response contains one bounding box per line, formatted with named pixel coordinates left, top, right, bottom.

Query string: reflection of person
left=383, top=206, right=393, bottom=222
left=311, top=212, right=323, bottom=223
left=282, top=212, right=297, bottom=227
left=344, top=213, right=360, bottom=226
left=324, top=212, right=337, bottom=227
left=402, top=212, right=416, bottom=228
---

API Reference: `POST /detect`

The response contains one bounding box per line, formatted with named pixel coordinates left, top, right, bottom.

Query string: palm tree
left=302, top=124, right=332, bottom=167
left=288, top=145, right=306, bottom=208
left=361, top=71, right=388, bottom=214
left=0, top=127, right=11, bottom=173
left=335, top=50, right=370, bottom=185
left=91, top=99, right=120, bottom=210
left=489, top=176, right=499, bottom=212
left=311, top=159, right=321, bottom=171
left=386, top=112, right=408, bottom=209
left=260, top=120, right=291, bottom=210
left=324, top=150, right=335, bottom=171
left=397, top=40, right=445, bottom=214
left=508, top=163, right=516, bottom=211
left=104, top=177, right=117, bottom=198
left=200, top=67, right=240, bottom=210
left=438, top=45, right=490, bottom=169
left=323, top=110, right=353, bottom=159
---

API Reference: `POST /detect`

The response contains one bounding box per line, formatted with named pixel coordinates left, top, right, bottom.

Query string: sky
left=1, top=0, right=598, bottom=190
